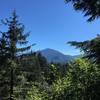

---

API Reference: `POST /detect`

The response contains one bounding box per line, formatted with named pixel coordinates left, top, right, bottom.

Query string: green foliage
left=25, top=58, right=100, bottom=100
left=45, top=63, right=63, bottom=85
left=65, top=0, right=100, bottom=21
left=68, top=35, right=100, bottom=64
left=26, top=83, right=49, bottom=100
left=51, top=58, right=100, bottom=100
left=0, top=11, right=32, bottom=99
left=0, top=8, right=100, bottom=100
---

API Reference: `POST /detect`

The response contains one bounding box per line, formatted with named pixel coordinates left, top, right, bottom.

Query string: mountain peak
left=42, top=48, right=59, bottom=52
left=41, top=48, right=66, bottom=55
left=40, top=48, right=74, bottom=63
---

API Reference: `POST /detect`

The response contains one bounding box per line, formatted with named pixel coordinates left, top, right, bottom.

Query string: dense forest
left=0, top=0, right=100, bottom=100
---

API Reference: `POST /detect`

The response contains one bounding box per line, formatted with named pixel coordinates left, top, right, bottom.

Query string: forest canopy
left=0, top=0, right=100, bottom=99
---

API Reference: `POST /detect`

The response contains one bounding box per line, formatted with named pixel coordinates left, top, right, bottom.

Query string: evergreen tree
left=0, top=11, right=32, bottom=99
left=68, top=35, right=100, bottom=64
left=65, top=0, right=100, bottom=21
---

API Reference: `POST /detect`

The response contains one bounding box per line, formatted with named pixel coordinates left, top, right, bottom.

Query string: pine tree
left=68, top=35, right=100, bottom=64
left=0, top=32, right=10, bottom=99
left=65, top=0, right=100, bottom=21
left=0, top=10, right=33, bottom=99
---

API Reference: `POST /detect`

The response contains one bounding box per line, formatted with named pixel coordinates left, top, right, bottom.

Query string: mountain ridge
left=39, top=48, right=75, bottom=63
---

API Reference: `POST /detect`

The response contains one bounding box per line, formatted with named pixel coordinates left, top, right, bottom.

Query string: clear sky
left=0, top=0, right=100, bottom=55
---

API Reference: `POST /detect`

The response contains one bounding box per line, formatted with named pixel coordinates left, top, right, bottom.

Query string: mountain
left=40, top=48, right=74, bottom=63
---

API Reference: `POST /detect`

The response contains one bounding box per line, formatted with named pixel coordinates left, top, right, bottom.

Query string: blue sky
left=0, top=0, right=100, bottom=55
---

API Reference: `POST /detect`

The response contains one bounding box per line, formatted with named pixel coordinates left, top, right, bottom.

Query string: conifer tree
left=65, top=0, right=100, bottom=21
left=0, top=10, right=32, bottom=99
left=68, top=35, right=100, bottom=64
left=65, top=0, right=100, bottom=64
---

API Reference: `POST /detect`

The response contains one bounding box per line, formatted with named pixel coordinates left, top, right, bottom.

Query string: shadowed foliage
left=65, top=0, right=100, bottom=21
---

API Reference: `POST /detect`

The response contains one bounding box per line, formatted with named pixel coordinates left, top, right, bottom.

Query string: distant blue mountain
left=40, top=48, right=75, bottom=63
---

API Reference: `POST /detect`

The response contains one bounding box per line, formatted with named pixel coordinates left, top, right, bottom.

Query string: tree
left=0, top=11, right=32, bottom=99
left=65, top=0, right=100, bottom=21
left=51, top=59, right=100, bottom=100
left=65, top=0, right=100, bottom=64
left=68, top=35, right=100, bottom=64
left=26, top=83, right=49, bottom=100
